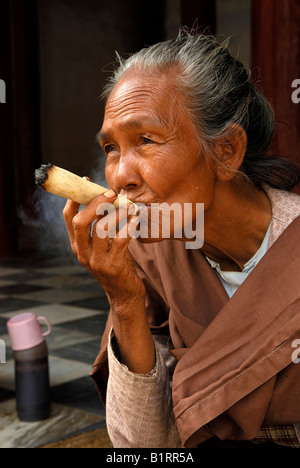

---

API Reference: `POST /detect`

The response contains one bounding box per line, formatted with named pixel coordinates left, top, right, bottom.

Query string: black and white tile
left=0, top=254, right=109, bottom=448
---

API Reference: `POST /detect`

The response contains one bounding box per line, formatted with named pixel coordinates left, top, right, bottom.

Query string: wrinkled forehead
left=108, top=65, right=180, bottom=100
left=103, top=67, right=188, bottom=126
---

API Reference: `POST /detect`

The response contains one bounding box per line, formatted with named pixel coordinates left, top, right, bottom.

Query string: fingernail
left=128, top=204, right=135, bottom=215
left=104, top=189, right=117, bottom=198
left=130, top=215, right=139, bottom=223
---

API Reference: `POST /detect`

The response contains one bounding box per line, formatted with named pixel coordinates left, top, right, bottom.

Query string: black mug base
left=17, top=404, right=51, bottom=422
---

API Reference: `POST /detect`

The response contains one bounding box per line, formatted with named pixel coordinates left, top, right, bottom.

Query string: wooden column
left=0, top=0, right=18, bottom=257
left=0, top=0, right=42, bottom=257
left=251, top=0, right=300, bottom=193
left=10, top=0, right=42, bottom=217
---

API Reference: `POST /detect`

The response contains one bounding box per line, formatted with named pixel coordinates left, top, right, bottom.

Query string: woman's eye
left=104, top=144, right=115, bottom=154
left=142, top=137, right=154, bottom=145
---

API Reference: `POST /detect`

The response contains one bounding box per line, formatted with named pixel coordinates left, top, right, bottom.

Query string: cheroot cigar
left=34, top=164, right=138, bottom=212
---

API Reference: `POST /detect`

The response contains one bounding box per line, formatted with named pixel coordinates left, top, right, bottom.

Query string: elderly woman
left=63, top=31, right=300, bottom=448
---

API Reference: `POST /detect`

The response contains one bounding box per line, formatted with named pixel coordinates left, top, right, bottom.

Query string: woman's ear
left=214, top=124, right=247, bottom=182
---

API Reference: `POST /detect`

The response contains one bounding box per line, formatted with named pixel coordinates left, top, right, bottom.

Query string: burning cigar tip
left=33, top=164, right=138, bottom=213
left=34, top=163, right=53, bottom=187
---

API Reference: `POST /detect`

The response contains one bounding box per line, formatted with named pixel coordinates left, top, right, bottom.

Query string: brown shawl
left=91, top=215, right=300, bottom=447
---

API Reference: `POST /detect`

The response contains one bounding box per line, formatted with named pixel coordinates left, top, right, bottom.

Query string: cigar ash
left=34, top=164, right=53, bottom=187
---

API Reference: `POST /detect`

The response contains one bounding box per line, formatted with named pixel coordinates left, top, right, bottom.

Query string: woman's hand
left=63, top=189, right=144, bottom=304
left=63, top=189, right=155, bottom=373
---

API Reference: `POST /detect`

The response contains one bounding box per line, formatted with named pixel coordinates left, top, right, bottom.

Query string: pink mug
left=7, top=312, right=51, bottom=351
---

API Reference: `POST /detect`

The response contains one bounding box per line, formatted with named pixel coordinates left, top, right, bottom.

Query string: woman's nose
left=114, top=156, right=143, bottom=191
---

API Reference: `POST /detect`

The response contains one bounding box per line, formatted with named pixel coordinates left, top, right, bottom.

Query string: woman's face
left=99, top=68, right=216, bottom=242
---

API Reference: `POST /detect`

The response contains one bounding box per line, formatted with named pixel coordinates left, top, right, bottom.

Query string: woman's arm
left=63, top=191, right=181, bottom=447
left=106, top=329, right=182, bottom=448
left=63, top=190, right=156, bottom=374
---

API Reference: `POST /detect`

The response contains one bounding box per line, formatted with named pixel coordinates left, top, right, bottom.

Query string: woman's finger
left=107, top=215, right=140, bottom=258
left=72, top=191, right=118, bottom=253
left=94, top=203, right=135, bottom=240
left=63, top=199, right=81, bottom=252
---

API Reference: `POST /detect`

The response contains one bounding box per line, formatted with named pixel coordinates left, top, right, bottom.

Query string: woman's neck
left=202, top=180, right=272, bottom=272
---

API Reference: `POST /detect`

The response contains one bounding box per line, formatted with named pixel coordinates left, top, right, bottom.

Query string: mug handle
left=37, top=316, right=52, bottom=337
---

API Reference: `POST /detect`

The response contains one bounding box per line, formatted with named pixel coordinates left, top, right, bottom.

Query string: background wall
left=0, top=0, right=299, bottom=257
left=38, top=0, right=145, bottom=177
left=38, top=0, right=250, bottom=177
left=216, top=0, right=250, bottom=66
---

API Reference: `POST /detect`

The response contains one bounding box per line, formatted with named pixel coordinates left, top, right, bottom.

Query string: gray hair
left=102, top=29, right=299, bottom=191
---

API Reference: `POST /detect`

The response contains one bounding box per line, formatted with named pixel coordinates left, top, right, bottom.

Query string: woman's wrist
left=110, top=297, right=155, bottom=374
left=109, top=290, right=146, bottom=316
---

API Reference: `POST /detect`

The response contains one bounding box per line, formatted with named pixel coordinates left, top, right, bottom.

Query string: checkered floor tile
left=0, top=253, right=110, bottom=448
